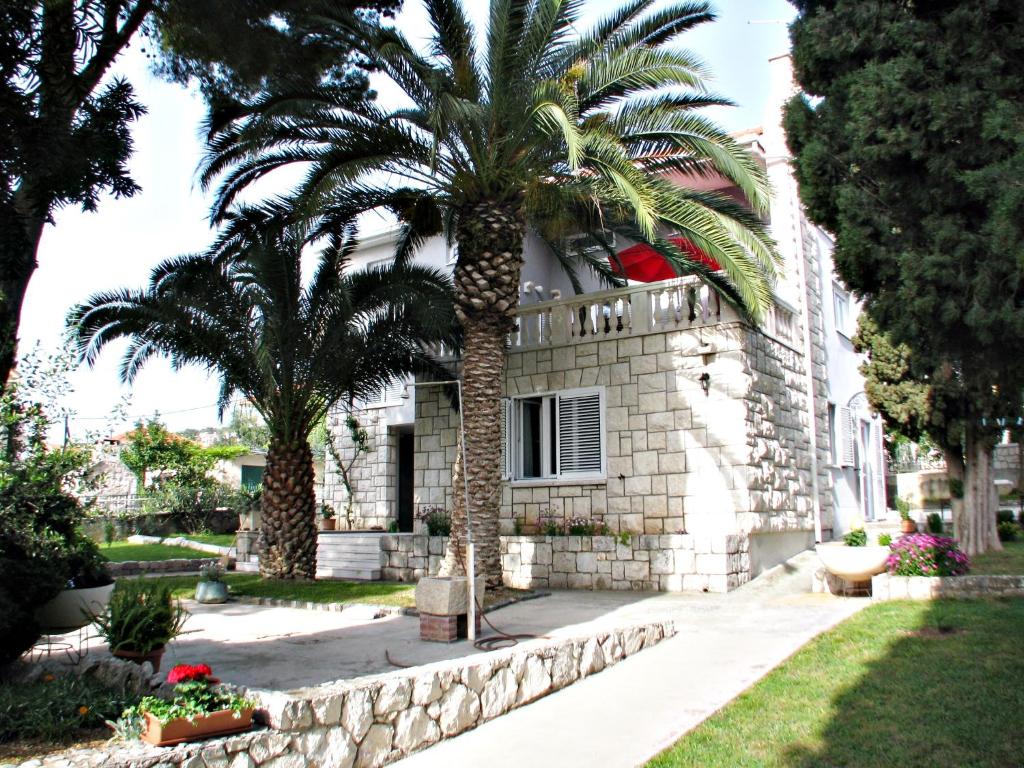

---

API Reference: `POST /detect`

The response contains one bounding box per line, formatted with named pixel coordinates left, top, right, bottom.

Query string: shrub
left=0, top=392, right=106, bottom=666
left=90, top=579, right=189, bottom=654
left=996, top=509, right=1015, bottom=525
left=997, top=521, right=1019, bottom=542
left=415, top=506, right=451, bottom=537
left=895, top=496, right=912, bottom=521
left=843, top=528, right=868, bottom=547
left=0, top=673, right=140, bottom=744
left=878, top=533, right=893, bottom=547
left=1019, top=510, right=1024, bottom=528
left=538, top=517, right=562, bottom=537
left=926, top=512, right=944, bottom=534
left=887, top=533, right=970, bottom=577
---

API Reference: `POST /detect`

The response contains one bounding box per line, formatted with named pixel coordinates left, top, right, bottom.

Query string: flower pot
left=113, top=646, right=166, bottom=673
left=901, top=519, right=918, bottom=534
left=195, top=581, right=229, bottom=604
left=321, top=518, right=336, bottom=531
left=35, top=582, right=115, bottom=633
left=140, top=708, right=253, bottom=746
left=816, top=542, right=890, bottom=582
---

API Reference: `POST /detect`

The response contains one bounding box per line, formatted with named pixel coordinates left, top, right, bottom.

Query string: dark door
left=397, top=432, right=414, bottom=532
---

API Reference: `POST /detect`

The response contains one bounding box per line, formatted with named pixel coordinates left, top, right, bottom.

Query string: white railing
left=512, top=276, right=748, bottom=350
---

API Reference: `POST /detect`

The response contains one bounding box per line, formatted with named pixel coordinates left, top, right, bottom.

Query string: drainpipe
left=794, top=211, right=824, bottom=543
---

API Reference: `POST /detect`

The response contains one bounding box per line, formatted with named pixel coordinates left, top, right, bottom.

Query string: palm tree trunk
left=259, top=436, right=318, bottom=579
left=445, top=201, right=525, bottom=587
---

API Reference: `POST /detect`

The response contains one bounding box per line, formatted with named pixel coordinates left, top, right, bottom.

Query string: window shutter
left=839, top=406, right=856, bottom=467
left=558, top=391, right=603, bottom=476
left=501, top=398, right=513, bottom=479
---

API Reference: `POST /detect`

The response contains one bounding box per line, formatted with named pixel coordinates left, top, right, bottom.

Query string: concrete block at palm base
left=414, top=576, right=486, bottom=616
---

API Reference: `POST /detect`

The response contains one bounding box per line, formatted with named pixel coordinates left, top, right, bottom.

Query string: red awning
left=609, top=237, right=720, bottom=283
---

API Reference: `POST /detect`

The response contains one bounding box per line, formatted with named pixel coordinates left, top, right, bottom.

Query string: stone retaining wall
left=871, top=573, right=1024, bottom=601
left=108, top=558, right=222, bottom=576
left=372, top=533, right=748, bottom=593
left=24, top=620, right=675, bottom=768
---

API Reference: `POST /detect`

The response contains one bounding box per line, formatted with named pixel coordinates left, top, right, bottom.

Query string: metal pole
left=406, top=379, right=477, bottom=641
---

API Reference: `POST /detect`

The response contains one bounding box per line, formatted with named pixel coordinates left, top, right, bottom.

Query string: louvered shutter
left=558, top=390, right=604, bottom=476
left=501, top=398, right=514, bottom=479
left=839, top=406, right=856, bottom=467
left=382, top=379, right=404, bottom=403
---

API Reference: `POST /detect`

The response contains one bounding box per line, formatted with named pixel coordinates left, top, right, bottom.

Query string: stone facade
left=326, top=279, right=830, bottom=589
left=323, top=407, right=398, bottom=530
left=21, top=621, right=674, bottom=768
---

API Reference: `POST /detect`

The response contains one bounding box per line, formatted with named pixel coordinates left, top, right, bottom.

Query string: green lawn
left=173, top=532, right=236, bottom=547
left=101, top=541, right=211, bottom=562
left=970, top=539, right=1024, bottom=575
left=648, top=599, right=1024, bottom=768
left=151, top=573, right=416, bottom=607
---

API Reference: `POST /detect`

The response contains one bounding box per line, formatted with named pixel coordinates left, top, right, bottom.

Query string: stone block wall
left=379, top=533, right=448, bottom=582
left=323, top=406, right=397, bottom=530
left=31, top=621, right=675, bottom=768
left=501, top=533, right=748, bottom=593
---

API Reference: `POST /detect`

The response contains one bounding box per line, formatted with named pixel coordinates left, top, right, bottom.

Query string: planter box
left=872, top=573, right=1024, bottom=601
left=140, top=708, right=254, bottom=746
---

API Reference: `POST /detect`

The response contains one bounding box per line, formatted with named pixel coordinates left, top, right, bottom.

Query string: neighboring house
left=212, top=450, right=326, bottom=502
left=323, top=55, right=887, bottom=590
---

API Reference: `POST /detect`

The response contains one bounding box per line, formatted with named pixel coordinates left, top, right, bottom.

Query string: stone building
left=322, top=56, right=887, bottom=591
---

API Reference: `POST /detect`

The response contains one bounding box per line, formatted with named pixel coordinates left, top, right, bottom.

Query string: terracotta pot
left=901, top=519, right=918, bottom=534
left=113, top=646, right=166, bottom=673
left=140, top=708, right=253, bottom=746
left=321, top=518, right=336, bottom=531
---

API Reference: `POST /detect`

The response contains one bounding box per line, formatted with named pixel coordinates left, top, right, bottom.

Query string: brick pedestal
left=419, top=611, right=482, bottom=643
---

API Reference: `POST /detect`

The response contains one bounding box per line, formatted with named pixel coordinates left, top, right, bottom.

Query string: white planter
left=816, top=542, right=890, bottom=582
left=35, top=582, right=115, bottom=632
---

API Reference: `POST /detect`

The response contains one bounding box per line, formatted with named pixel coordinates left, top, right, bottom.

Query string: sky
left=23, top=0, right=796, bottom=441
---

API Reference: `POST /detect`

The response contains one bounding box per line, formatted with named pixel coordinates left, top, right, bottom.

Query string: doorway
left=397, top=431, right=415, bottom=532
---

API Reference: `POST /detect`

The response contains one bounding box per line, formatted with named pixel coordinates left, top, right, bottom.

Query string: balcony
left=511, top=276, right=798, bottom=351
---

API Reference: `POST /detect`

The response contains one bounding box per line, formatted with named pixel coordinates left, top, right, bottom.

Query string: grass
left=648, top=599, right=1024, bottom=768
left=151, top=573, right=416, bottom=607
left=101, top=541, right=212, bottom=562
left=0, top=674, right=141, bottom=762
left=970, top=538, right=1024, bottom=575
left=173, top=532, right=236, bottom=547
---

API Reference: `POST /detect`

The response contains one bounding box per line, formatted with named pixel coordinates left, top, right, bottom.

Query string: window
left=240, top=465, right=263, bottom=490
left=502, top=387, right=605, bottom=482
left=832, top=282, right=851, bottom=337
left=358, top=379, right=405, bottom=409
left=827, top=403, right=838, bottom=465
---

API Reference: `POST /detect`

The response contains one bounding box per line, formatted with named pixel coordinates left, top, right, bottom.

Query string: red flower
left=167, top=663, right=214, bottom=684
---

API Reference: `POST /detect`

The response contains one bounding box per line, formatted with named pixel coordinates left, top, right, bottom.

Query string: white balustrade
left=512, top=276, right=753, bottom=350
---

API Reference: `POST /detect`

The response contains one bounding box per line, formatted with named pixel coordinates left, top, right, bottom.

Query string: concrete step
left=318, top=556, right=383, bottom=568
left=316, top=566, right=381, bottom=581
left=318, top=544, right=382, bottom=555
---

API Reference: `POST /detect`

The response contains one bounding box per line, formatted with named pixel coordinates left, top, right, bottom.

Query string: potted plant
left=816, top=519, right=890, bottom=582
left=35, top=538, right=115, bottom=633
left=195, top=563, right=229, bottom=604
left=90, top=578, right=189, bottom=672
left=320, top=503, right=336, bottom=531
left=116, top=663, right=256, bottom=746
left=896, top=496, right=917, bottom=534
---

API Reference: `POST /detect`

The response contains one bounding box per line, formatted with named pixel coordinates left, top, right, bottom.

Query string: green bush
left=878, top=533, right=893, bottom=547
left=926, top=512, right=944, bottom=534
left=0, top=394, right=108, bottom=666
left=997, top=521, right=1019, bottom=542
left=843, top=528, right=868, bottom=547
left=415, top=506, right=451, bottom=537
left=997, top=509, right=1016, bottom=525
left=0, top=673, right=140, bottom=744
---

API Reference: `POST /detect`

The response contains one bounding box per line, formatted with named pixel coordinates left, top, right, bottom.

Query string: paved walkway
left=393, top=553, right=867, bottom=768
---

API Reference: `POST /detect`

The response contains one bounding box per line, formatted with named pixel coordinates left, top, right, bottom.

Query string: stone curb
left=227, top=590, right=550, bottom=617
left=871, top=572, right=1024, bottom=600
left=108, top=557, right=223, bottom=576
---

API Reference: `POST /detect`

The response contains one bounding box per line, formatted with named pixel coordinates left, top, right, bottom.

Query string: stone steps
left=316, top=566, right=382, bottom=581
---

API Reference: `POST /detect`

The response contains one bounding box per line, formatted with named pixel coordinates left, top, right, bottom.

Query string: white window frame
left=503, top=387, right=606, bottom=484
left=833, top=282, right=851, bottom=338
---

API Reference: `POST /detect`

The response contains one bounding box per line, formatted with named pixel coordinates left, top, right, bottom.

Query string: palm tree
left=200, top=0, right=780, bottom=585
left=70, top=208, right=456, bottom=579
